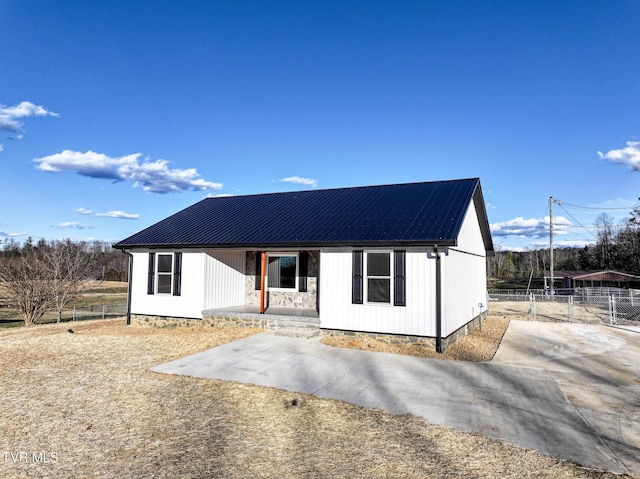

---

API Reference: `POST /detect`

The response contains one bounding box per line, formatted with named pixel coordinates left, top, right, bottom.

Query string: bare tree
left=595, top=213, right=616, bottom=269
left=43, top=239, right=98, bottom=323
left=0, top=249, right=54, bottom=326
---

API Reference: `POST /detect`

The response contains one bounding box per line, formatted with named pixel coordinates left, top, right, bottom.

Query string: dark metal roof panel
left=114, top=178, right=488, bottom=249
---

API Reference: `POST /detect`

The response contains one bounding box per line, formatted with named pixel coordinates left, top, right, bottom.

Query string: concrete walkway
left=151, top=320, right=640, bottom=476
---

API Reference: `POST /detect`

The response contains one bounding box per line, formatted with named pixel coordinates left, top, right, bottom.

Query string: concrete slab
left=493, top=320, right=640, bottom=476
left=151, top=321, right=640, bottom=476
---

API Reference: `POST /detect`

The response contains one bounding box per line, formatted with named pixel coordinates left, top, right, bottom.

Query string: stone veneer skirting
left=202, top=310, right=320, bottom=331
left=322, top=313, right=485, bottom=352
left=130, top=310, right=320, bottom=332
left=442, top=313, right=485, bottom=349
left=130, top=314, right=219, bottom=328
left=130, top=312, right=484, bottom=352
left=321, top=329, right=436, bottom=348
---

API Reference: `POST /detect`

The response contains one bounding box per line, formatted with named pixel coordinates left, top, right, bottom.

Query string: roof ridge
left=205, top=177, right=480, bottom=200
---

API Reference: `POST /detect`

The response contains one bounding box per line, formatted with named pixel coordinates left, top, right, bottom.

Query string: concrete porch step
left=274, top=319, right=320, bottom=339
left=275, top=327, right=320, bottom=339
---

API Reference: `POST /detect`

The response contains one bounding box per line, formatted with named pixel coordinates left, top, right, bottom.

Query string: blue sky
left=1, top=0, right=639, bottom=252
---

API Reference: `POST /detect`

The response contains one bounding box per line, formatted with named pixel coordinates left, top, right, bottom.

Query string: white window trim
left=155, top=252, right=174, bottom=295
left=364, top=250, right=393, bottom=305
left=266, top=252, right=299, bottom=292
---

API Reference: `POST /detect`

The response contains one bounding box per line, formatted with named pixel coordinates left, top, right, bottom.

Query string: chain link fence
left=488, top=288, right=640, bottom=326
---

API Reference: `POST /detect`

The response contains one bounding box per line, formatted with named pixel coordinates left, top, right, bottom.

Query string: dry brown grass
left=322, top=314, right=512, bottom=361
left=0, top=318, right=630, bottom=479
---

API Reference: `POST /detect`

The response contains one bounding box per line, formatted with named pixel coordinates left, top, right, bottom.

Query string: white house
left=113, top=178, right=494, bottom=352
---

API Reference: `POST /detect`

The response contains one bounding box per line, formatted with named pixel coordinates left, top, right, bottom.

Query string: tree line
left=0, top=238, right=128, bottom=326
left=488, top=204, right=640, bottom=279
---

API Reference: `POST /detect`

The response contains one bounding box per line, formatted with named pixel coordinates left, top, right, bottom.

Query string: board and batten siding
left=202, top=250, right=246, bottom=310
left=130, top=250, right=206, bottom=319
left=441, top=201, right=488, bottom=336
left=319, top=248, right=437, bottom=337
left=319, top=200, right=488, bottom=339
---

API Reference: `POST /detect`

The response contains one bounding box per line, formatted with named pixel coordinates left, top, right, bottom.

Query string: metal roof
left=547, top=270, right=640, bottom=281
left=113, top=178, right=494, bottom=251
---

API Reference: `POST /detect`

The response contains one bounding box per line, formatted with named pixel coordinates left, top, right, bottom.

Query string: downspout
left=434, top=245, right=443, bottom=354
left=260, top=251, right=267, bottom=313
left=125, top=250, right=133, bottom=326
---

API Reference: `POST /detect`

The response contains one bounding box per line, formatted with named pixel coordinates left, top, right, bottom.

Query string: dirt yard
left=0, top=317, right=630, bottom=479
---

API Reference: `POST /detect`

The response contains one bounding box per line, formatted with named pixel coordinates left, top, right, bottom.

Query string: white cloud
left=598, top=141, right=640, bottom=171
left=53, top=222, right=94, bottom=230
left=34, top=150, right=223, bottom=194
left=0, top=101, right=59, bottom=132
left=490, top=216, right=572, bottom=238
left=530, top=238, right=594, bottom=249
left=97, top=210, right=139, bottom=219
left=0, top=231, right=23, bottom=238
left=494, top=236, right=595, bottom=252
left=0, top=144, right=3, bottom=153
left=279, top=176, right=318, bottom=187
left=207, top=193, right=235, bottom=198
left=74, top=208, right=139, bottom=219
left=36, top=150, right=135, bottom=180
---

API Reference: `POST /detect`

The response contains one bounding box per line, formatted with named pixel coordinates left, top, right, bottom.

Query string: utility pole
left=549, top=197, right=562, bottom=298
left=549, top=197, right=554, bottom=298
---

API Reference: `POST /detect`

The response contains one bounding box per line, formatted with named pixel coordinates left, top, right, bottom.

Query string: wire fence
left=488, top=289, right=640, bottom=326
left=68, top=301, right=128, bottom=322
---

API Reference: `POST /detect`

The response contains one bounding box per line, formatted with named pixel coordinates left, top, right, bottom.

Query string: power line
left=560, top=201, right=635, bottom=211
left=557, top=203, right=598, bottom=239
left=565, top=224, right=628, bottom=229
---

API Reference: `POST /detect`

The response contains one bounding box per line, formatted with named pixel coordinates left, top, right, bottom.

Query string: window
left=157, top=253, right=173, bottom=294
left=267, top=254, right=298, bottom=290
left=366, top=252, right=391, bottom=303
left=352, top=250, right=405, bottom=306
left=147, top=252, right=182, bottom=296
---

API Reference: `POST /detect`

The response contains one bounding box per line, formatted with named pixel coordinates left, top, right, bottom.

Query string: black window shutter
left=299, top=251, right=308, bottom=292
left=173, top=252, right=182, bottom=296
left=352, top=250, right=363, bottom=304
left=147, top=252, right=155, bottom=295
left=255, top=252, right=262, bottom=290
left=394, top=250, right=406, bottom=306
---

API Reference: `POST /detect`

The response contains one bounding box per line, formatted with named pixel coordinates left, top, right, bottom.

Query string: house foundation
left=130, top=310, right=484, bottom=352
left=322, top=313, right=485, bottom=352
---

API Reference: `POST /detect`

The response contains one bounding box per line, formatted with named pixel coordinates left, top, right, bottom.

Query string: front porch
left=203, top=305, right=320, bottom=338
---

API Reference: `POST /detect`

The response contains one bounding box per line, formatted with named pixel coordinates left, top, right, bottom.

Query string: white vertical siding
left=130, top=251, right=205, bottom=319
left=441, top=249, right=487, bottom=336
left=202, top=250, right=246, bottom=310
left=319, top=200, right=488, bottom=339
left=441, top=202, right=488, bottom=336
left=130, top=249, right=246, bottom=319
left=319, top=248, right=436, bottom=336
left=456, top=201, right=487, bottom=256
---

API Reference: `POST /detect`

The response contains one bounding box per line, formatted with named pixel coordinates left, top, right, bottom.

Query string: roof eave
left=112, top=239, right=458, bottom=251
left=471, top=181, right=495, bottom=255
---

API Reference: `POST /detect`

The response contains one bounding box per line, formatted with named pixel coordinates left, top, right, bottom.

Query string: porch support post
left=260, top=251, right=267, bottom=314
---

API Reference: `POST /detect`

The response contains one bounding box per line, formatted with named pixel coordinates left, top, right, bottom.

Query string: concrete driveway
left=151, top=320, right=640, bottom=476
